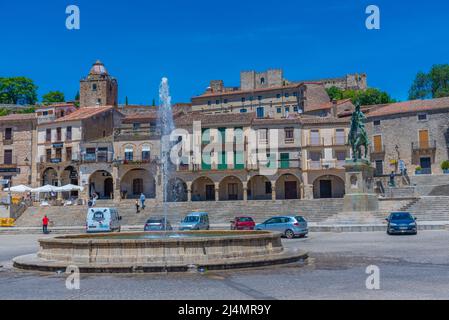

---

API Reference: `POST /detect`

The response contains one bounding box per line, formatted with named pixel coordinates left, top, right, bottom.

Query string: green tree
left=42, top=91, right=65, bottom=105
left=74, top=91, right=80, bottom=107
left=409, top=64, right=449, bottom=99
left=0, top=77, right=38, bottom=105
left=409, top=71, right=431, bottom=100
left=326, top=86, right=394, bottom=106
left=125, top=96, right=129, bottom=106
left=326, top=86, right=344, bottom=101
left=355, top=88, right=395, bottom=106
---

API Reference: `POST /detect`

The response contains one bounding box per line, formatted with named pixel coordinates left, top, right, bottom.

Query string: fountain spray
left=157, top=77, right=175, bottom=233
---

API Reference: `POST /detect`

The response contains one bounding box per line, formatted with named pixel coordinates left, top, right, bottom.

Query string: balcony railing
left=177, top=159, right=301, bottom=172
left=0, top=155, right=18, bottom=167
left=114, top=128, right=161, bottom=141
left=118, top=155, right=153, bottom=165
left=307, top=137, right=325, bottom=147
left=39, top=153, right=80, bottom=164
left=306, top=159, right=346, bottom=170
left=412, top=140, right=437, bottom=151
left=80, top=152, right=114, bottom=163
left=3, top=139, right=13, bottom=146
left=332, top=136, right=349, bottom=146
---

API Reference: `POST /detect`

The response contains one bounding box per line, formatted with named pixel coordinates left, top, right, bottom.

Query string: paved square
left=1, top=231, right=449, bottom=300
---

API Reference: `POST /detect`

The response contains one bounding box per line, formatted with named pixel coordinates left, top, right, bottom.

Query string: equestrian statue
left=348, top=102, right=370, bottom=161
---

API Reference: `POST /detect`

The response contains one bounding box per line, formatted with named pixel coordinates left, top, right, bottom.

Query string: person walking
left=140, top=193, right=146, bottom=210
left=135, top=199, right=140, bottom=214
left=92, top=192, right=98, bottom=207
left=42, top=215, right=50, bottom=234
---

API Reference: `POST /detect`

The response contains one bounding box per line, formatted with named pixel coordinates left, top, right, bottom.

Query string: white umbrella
left=60, top=184, right=84, bottom=192
left=4, top=185, right=33, bottom=193
left=32, top=185, right=58, bottom=193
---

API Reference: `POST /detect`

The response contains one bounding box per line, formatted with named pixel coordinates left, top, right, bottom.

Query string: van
left=179, top=212, right=210, bottom=231
left=86, top=208, right=122, bottom=233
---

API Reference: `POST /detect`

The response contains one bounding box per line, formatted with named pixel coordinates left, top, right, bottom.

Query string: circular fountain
left=13, top=231, right=307, bottom=273
left=13, top=78, right=307, bottom=273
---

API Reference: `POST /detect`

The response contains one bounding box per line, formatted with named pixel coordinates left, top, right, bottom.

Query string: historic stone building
left=36, top=106, right=118, bottom=195
left=300, top=116, right=350, bottom=199
left=0, top=114, right=37, bottom=188
left=365, top=97, right=449, bottom=176
left=79, top=60, right=118, bottom=108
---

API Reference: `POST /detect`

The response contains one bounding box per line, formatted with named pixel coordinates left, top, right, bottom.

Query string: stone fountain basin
left=13, top=231, right=308, bottom=273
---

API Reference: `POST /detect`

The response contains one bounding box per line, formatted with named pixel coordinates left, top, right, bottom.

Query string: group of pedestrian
left=88, top=192, right=99, bottom=208
left=42, top=192, right=147, bottom=234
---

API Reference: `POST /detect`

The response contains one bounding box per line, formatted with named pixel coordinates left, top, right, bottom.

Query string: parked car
left=86, top=208, right=122, bottom=233
left=386, top=212, right=418, bottom=235
left=179, top=212, right=210, bottom=231
left=230, top=217, right=256, bottom=230
left=144, top=217, right=173, bottom=231
left=256, top=216, right=308, bottom=239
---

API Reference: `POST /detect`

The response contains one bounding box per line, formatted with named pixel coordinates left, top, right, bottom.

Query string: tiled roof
left=122, top=111, right=158, bottom=123
left=300, top=115, right=350, bottom=125
left=0, top=113, right=36, bottom=122
left=54, top=106, right=114, bottom=123
left=366, top=97, right=449, bottom=118
left=175, top=112, right=256, bottom=126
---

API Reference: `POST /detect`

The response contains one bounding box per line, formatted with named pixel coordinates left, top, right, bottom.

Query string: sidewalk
left=1, top=222, right=448, bottom=234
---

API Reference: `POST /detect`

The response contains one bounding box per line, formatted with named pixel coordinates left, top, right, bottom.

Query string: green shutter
left=218, top=152, right=227, bottom=170
left=280, top=153, right=290, bottom=169
left=234, top=151, right=244, bottom=170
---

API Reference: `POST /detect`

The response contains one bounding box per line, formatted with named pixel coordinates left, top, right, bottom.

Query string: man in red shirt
left=42, top=215, right=49, bottom=234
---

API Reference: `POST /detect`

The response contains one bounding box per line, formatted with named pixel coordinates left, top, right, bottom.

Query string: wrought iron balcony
left=412, top=140, right=437, bottom=152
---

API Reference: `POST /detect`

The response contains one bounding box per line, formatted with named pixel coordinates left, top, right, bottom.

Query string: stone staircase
left=410, top=175, right=449, bottom=196
left=15, top=196, right=449, bottom=228
left=15, top=199, right=345, bottom=228
left=402, top=196, right=449, bottom=221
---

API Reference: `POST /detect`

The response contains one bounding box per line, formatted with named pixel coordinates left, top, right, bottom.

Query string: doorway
left=420, top=157, right=432, bottom=174
left=320, top=180, right=332, bottom=198
left=104, top=178, right=113, bottom=199
left=205, top=184, right=215, bottom=201
left=284, top=181, right=298, bottom=199
left=133, top=178, right=144, bottom=196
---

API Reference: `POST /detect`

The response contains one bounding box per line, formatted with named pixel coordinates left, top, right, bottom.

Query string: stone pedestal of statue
left=342, top=159, right=379, bottom=212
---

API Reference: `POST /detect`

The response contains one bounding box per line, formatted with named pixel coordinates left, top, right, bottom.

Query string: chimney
left=332, top=99, right=338, bottom=117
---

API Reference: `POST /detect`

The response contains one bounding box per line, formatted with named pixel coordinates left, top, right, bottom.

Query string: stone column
left=215, top=182, right=220, bottom=202
left=271, top=181, right=277, bottom=201
left=112, top=165, right=121, bottom=203
left=185, top=181, right=192, bottom=202
left=243, top=182, right=248, bottom=201
left=187, top=188, right=192, bottom=202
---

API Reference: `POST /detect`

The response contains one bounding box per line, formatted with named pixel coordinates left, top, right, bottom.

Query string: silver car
left=256, top=216, right=308, bottom=239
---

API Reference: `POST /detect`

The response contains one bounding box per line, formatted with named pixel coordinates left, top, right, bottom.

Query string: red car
left=230, top=217, right=256, bottom=230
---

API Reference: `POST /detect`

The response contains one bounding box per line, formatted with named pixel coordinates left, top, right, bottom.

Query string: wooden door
left=419, top=130, right=429, bottom=148
left=373, top=135, right=382, bottom=152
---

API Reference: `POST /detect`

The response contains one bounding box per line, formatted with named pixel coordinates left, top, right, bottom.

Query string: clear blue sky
left=1, top=0, right=449, bottom=104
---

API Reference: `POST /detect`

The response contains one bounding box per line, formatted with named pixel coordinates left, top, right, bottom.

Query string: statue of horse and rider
left=348, top=102, right=370, bottom=161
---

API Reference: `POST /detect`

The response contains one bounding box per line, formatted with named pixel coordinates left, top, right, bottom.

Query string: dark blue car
left=386, top=212, right=418, bottom=235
